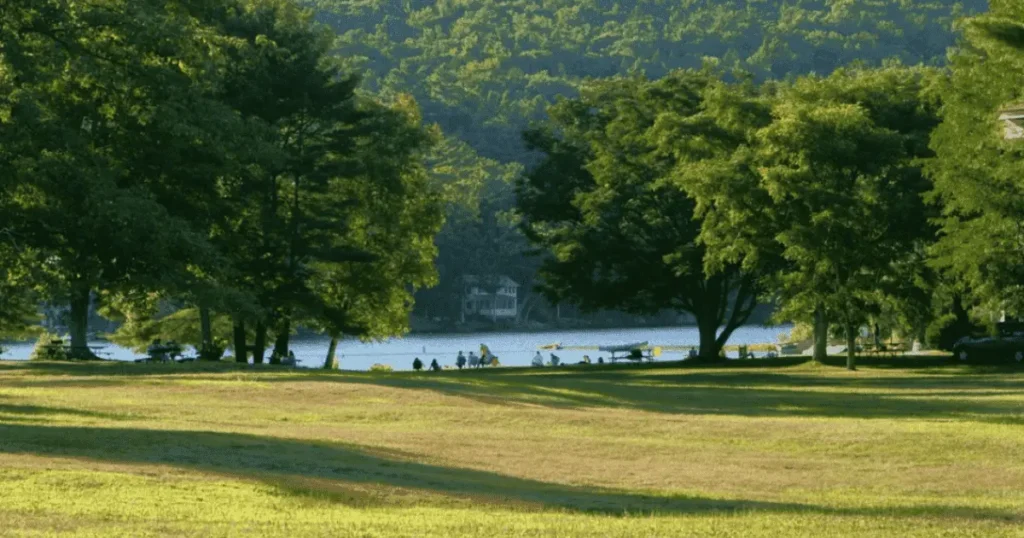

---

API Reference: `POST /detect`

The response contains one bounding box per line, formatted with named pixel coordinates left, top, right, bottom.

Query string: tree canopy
left=928, top=0, right=1024, bottom=321
left=312, top=0, right=984, bottom=163
left=1, top=0, right=447, bottom=362
left=518, top=70, right=771, bottom=360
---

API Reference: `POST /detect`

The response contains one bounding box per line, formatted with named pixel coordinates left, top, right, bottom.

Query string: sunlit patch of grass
left=0, top=359, right=1022, bottom=536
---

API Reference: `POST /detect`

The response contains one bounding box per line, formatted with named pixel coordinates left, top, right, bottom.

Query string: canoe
left=539, top=342, right=562, bottom=350
left=598, top=341, right=648, bottom=353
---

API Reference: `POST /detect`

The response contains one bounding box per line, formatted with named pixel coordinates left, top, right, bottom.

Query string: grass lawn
left=0, top=357, right=1022, bottom=537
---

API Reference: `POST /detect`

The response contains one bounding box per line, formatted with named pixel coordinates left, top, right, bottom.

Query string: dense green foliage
left=517, top=70, right=769, bottom=360
left=313, top=0, right=985, bottom=163
left=0, top=0, right=446, bottom=361
left=310, top=0, right=986, bottom=330
left=5, top=0, right=1024, bottom=367
left=757, top=67, right=941, bottom=367
left=519, top=65, right=941, bottom=363
left=929, top=0, right=1024, bottom=322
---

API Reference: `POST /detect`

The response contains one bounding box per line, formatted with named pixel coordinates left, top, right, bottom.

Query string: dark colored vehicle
left=952, top=336, right=1024, bottom=363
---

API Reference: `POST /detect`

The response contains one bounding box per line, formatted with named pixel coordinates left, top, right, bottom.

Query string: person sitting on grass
left=430, top=359, right=441, bottom=372
left=413, top=357, right=423, bottom=371
left=583, top=355, right=591, bottom=364
left=456, top=351, right=467, bottom=370
left=550, top=353, right=560, bottom=367
left=532, top=352, right=544, bottom=367
left=597, top=356, right=604, bottom=364
left=282, top=351, right=297, bottom=366
left=468, top=352, right=479, bottom=368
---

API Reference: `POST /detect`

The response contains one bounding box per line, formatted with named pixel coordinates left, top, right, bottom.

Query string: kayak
left=539, top=342, right=562, bottom=350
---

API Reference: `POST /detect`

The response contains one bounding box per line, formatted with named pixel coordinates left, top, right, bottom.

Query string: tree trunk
left=199, top=304, right=214, bottom=360
left=252, top=322, right=267, bottom=364
left=68, top=286, right=93, bottom=359
left=271, top=317, right=290, bottom=365
left=233, top=319, right=248, bottom=364
left=813, top=305, right=829, bottom=362
left=697, top=317, right=722, bottom=362
left=324, top=335, right=339, bottom=370
left=846, top=323, right=857, bottom=371
left=516, top=294, right=534, bottom=325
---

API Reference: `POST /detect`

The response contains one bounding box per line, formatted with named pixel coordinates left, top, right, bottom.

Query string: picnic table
left=600, top=342, right=659, bottom=363
left=137, top=343, right=184, bottom=363
left=864, top=341, right=905, bottom=357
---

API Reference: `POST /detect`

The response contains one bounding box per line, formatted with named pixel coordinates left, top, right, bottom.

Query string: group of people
left=532, top=352, right=605, bottom=367
left=410, top=344, right=621, bottom=371
left=412, top=357, right=442, bottom=372
left=413, top=344, right=499, bottom=371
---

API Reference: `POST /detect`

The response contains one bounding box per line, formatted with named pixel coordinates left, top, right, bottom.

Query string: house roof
left=462, top=275, right=519, bottom=287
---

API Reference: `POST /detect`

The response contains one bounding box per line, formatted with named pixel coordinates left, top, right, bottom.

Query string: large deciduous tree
left=1, top=0, right=246, bottom=357
left=749, top=66, right=939, bottom=368
left=928, top=1, right=1024, bottom=323
left=518, top=70, right=771, bottom=361
left=311, top=97, right=444, bottom=369
left=207, top=2, right=445, bottom=364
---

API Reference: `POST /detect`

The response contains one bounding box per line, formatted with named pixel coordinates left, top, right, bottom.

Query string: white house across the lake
left=461, top=275, right=519, bottom=322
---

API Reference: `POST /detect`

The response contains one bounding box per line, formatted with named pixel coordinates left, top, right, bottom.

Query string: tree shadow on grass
left=0, top=422, right=1020, bottom=523
left=0, top=422, right=799, bottom=515
left=332, top=370, right=1024, bottom=423
left=0, top=403, right=131, bottom=422
left=0, top=356, right=951, bottom=384
left=3, top=360, right=1023, bottom=423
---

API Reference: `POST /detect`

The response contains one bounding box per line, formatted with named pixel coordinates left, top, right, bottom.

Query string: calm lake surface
left=1, top=325, right=790, bottom=371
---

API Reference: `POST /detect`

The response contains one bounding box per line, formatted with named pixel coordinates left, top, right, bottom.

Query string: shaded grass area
left=0, top=421, right=1020, bottom=524
left=0, top=421, right=803, bottom=515
left=6, top=356, right=1020, bottom=422
left=0, top=358, right=1023, bottom=536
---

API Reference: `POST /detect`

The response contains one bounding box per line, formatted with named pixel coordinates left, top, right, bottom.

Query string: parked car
left=952, top=336, right=1024, bottom=363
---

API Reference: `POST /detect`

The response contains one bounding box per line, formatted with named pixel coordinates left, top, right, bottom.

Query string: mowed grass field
left=0, top=357, right=1022, bottom=537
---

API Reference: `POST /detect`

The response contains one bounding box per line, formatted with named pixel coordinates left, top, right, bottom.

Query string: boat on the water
left=538, top=342, right=562, bottom=350
left=598, top=341, right=648, bottom=353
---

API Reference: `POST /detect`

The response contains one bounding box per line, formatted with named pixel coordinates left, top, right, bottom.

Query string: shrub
left=30, top=331, right=68, bottom=361
left=369, top=363, right=393, bottom=373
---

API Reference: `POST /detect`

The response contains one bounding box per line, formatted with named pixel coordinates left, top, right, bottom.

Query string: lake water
left=0, top=325, right=790, bottom=371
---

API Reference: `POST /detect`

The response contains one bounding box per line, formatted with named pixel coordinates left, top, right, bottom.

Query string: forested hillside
left=313, top=0, right=986, bottom=162
left=306, top=0, right=987, bottom=328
